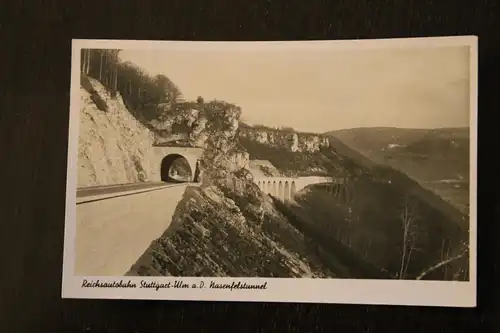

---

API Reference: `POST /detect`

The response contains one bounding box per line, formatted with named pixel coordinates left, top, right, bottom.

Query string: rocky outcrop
left=193, top=101, right=247, bottom=183
left=151, top=103, right=211, bottom=148
left=238, top=127, right=330, bottom=153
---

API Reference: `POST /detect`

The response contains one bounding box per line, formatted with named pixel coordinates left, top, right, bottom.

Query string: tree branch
left=415, top=249, right=468, bottom=280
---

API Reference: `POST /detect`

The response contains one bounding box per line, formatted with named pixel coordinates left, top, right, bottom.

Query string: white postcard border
left=62, top=36, right=478, bottom=307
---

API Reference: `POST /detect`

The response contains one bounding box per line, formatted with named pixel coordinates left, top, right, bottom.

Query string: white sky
left=119, top=44, right=470, bottom=133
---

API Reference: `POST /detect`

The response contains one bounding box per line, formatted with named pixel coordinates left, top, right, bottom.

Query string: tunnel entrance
left=160, top=154, right=194, bottom=183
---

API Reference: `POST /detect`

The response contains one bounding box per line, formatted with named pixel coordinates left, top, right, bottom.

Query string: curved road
left=74, top=182, right=195, bottom=276
left=77, top=181, right=183, bottom=198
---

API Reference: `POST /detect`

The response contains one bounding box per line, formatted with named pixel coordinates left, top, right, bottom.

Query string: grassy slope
left=271, top=196, right=392, bottom=279
left=288, top=178, right=469, bottom=280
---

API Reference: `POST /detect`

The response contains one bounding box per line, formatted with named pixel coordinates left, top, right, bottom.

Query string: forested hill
left=81, top=48, right=186, bottom=127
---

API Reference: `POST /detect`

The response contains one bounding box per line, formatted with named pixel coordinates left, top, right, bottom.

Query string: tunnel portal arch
left=160, top=154, right=195, bottom=183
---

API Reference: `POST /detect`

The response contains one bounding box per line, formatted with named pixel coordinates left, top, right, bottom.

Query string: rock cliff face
left=77, top=78, right=157, bottom=187
left=237, top=125, right=354, bottom=178
left=238, top=126, right=330, bottom=153
left=191, top=101, right=248, bottom=184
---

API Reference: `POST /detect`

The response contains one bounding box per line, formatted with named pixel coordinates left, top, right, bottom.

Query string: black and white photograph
left=62, top=37, right=477, bottom=306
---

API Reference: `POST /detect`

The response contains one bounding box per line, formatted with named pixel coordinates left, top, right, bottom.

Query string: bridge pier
left=255, top=178, right=298, bottom=202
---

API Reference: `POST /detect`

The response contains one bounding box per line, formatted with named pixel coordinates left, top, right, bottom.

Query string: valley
left=327, top=127, right=470, bottom=215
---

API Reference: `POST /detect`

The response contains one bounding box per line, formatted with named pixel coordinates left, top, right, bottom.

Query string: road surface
left=74, top=183, right=192, bottom=276
left=77, top=181, right=177, bottom=198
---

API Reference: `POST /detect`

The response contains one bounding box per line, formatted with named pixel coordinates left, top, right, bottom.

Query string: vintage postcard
left=62, top=36, right=477, bottom=307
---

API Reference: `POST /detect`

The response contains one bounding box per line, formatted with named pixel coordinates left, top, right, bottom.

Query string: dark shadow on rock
left=80, top=74, right=108, bottom=112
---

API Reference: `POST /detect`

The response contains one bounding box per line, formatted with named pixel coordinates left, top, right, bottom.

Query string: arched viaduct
left=151, top=145, right=204, bottom=182
left=253, top=176, right=345, bottom=202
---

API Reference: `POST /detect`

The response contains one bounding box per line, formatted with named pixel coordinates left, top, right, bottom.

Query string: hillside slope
left=327, top=127, right=468, bottom=155
left=327, top=127, right=470, bottom=214
left=237, top=126, right=469, bottom=280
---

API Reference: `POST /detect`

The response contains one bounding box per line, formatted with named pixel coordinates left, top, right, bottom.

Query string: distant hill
left=326, top=127, right=470, bottom=214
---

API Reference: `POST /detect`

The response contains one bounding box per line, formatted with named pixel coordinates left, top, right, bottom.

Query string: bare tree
left=416, top=241, right=469, bottom=280
left=398, top=194, right=421, bottom=279
left=440, top=238, right=452, bottom=279
left=80, top=49, right=86, bottom=73
left=99, top=49, right=104, bottom=81
left=364, top=237, right=372, bottom=259
left=113, top=61, right=118, bottom=96
left=85, top=49, right=91, bottom=75
left=97, top=49, right=120, bottom=97
left=81, top=49, right=91, bottom=75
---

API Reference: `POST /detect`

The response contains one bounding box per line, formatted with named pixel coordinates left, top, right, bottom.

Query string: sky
left=119, top=43, right=471, bottom=133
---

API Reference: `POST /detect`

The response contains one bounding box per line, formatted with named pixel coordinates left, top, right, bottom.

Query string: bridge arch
left=253, top=176, right=344, bottom=202
left=160, top=154, right=197, bottom=183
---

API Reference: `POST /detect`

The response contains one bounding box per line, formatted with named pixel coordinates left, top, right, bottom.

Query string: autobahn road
left=74, top=182, right=194, bottom=276
left=76, top=181, right=177, bottom=198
